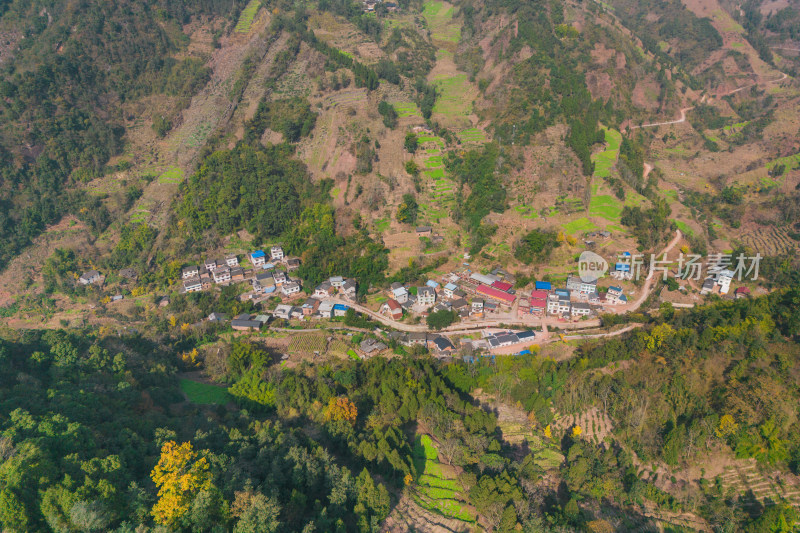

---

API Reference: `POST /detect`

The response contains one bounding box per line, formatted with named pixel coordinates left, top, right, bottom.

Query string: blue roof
left=555, top=288, right=570, bottom=296
left=333, top=304, right=348, bottom=311
left=444, top=282, right=458, bottom=291
left=619, top=295, right=628, bottom=302
left=426, top=280, right=439, bottom=288
left=251, top=250, right=265, bottom=258
left=535, top=281, right=552, bottom=290
left=622, top=251, right=631, bottom=257
left=263, top=286, right=275, bottom=293
left=519, top=350, right=531, bottom=355
left=609, top=286, right=622, bottom=292
left=614, top=263, right=630, bottom=272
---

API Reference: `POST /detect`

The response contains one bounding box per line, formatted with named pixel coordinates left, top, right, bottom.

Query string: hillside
left=1, top=0, right=800, bottom=531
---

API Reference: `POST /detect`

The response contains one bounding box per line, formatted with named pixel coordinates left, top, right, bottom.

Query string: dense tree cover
left=443, top=285, right=800, bottom=531
left=426, top=309, right=458, bottom=330
left=514, top=229, right=560, bottom=264
left=285, top=204, right=389, bottom=293
left=395, top=193, right=418, bottom=224
left=620, top=198, right=674, bottom=249
left=0, top=0, right=244, bottom=271
left=446, top=144, right=507, bottom=230
left=244, top=97, right=317, bottom=144
left=178, top=143, right=324, bottom=244
left=377, top=101, right=398, bottom=129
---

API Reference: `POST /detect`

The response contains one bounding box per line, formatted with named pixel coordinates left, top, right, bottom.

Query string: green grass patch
left=674, top=219, right=694, bottom=236
left=589, top=195, right=623, bottom=222
left=235, top=0, right=261, bottom=33
left=424, top=168, right=445, bottom=179
left=158, top=166, right=184, bottom=184
left=432, top=74, right=471, bottom=117
left=562, top=217, right=597, bottom=235
left=393, top=101, right=421, bottom=118
left=534, top=447, right=564, bottom=469
left=374, top=218, right=390, bottom=232
left=417, top=135, right=445, bottom=147
left=180, top=379, right=230, bottom=405
left=330, top=187, right=341, bottom=198
left=766, top=152, right=800, bottom=171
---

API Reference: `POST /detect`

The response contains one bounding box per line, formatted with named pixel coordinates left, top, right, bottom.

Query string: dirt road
left=614, top=230, right=683, bottom=314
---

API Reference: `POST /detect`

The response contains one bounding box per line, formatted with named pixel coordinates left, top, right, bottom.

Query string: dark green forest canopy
left=0, top=0, right=248, bottom=270
left=178, top=143, right=325, bottom=243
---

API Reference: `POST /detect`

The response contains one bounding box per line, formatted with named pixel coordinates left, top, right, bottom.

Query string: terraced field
left=411, top=435, right=476, bottom=525
left=431, top=73, right=472, bottom=117
left=741, top=226, right=797, bottom=256
left=563, top=217, right=598, bottom=234
left=158, top=166, right=184, bottom=184
left=392, top=101, right=421, bottom=118
left=457, top=127, right=487, bottom=144
left=288, top=333, right=327, bottom=354
left=235, top=0, right=261, bottom=33
left=716, top=460, right=800, bottom=513
left=325, top=89, right=368, bottom=108
left=422, top=0, right=461, bottom=43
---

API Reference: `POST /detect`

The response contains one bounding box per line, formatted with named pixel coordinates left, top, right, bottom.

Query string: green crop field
left=432, top=74, right=471, bottom=117
left=417, top=135, right=445, bottom=147
left=392, top=101, right=421, bottom=118
left=563, top=217, right=598, bottom=235
left=180, top=379, right=230, bottom=405
left=766, top=152, right=800, bottom=171
left=674, top=219, right=694, bottom=236
left=458, top=128, right=487, bottom=143
left=235, top=0, right=261, bottom=33
left=158, top=166, right=184, bottom=184
left=589, top=195, right=623, bottom=222
left=592, top=127, right=621, bottom=179
left=422, top=0, right=461, bottom=43
left=412, top=435, right=476, bottom=523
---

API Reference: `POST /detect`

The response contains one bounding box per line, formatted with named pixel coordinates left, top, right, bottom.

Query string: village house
left=606, top=286, right=625, bottom=304
left=182, top=266, right=199, bottom=279
left=611, top=263, right=632, bottom=281
left=443, top=283, right=458, bottom=299
left=250, top=250, right=266, bottom=267
left=290, top=306, right=304, bottom=319
left=415, top=226, right=433, bottom=237
left=450, top=298, right=469, bottom=312
left=470, top=272, right=500, bottom=286
left=225, top=254, right=239, bottom=267
left=567, top=275, right=597, bottom=295
left=273, top=271, right=287, bottom=285
left=270, top=246, right=284, bottom=261
left=231, top=267, right=245, bottom=282
left=286, top=258, right=301, bottom=271
left=716, top=269, right=734, bottom=295
left=471, top=299, right=484, bottom=316
left=571, top=302, right=592, bottom=317
left=119, top=268, right=137, bottom=281
left=734, top=287, right=750, bottom=299
left=430, top=336, right=455, bottom=355
left=183, top=277, right=202, bottom=293
left=546, top=294, right=560, bottom=315
left=407, top=332, right=428, bottom=346
left=341, top=279, right=357, bottom=299
left=232, top=313, right=261, bottom=331
left=333, top=303, right=349, bottom=317
left=381, top=299, right=403, bottom=320
left=282, top=281, right=301, bottom=296
left=490, top=280, right=513, bottom=293
left=530, top=298, right=547, bottom=315
left=213, top=266, right=231, bottom=284
left=535, top=280, right=552, bottom=291
left=207, top=312, right=227, bottom=322
left=476, top=284, right=515, bottom=307
left=79, top=270, right=102, bottom=285
left=701, top=278, right=716, bottom=295
left=518, top=298, right=530, bottom=317
left=433, top=302, right=451, bottom=313
left=391, top=283, right=409, bottom=303
left=273, top=305, right=293, bottom=320
left=330, top=276, right=345, bottom=288
left=361, top=338, right=387, bottom=355
left=314, top=281, right=335, bottom=299
left=317, top=300, right=334, bottom=319
left=204, top=258, right=220, bottom=271
left=452, top=288, right=467, bottom=299
left=426, top=280, right=440, bottom=291
left=417, top=286, right=436, bottom=307
left=302, top=297, right=320, bottom=316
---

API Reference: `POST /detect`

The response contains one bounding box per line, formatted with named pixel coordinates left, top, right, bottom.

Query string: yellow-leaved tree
left=151, top=441, right=211, bottom=526
left=323, top=397, right=358, bottom=424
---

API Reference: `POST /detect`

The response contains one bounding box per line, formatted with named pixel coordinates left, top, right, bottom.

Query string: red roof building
left=491, top=280, right=513, bottom=292
left=529, top=289, right=549, bottom=300
left=477, top=284, right=515, bottom=305
left=530, top=297, right=547, bottom=309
